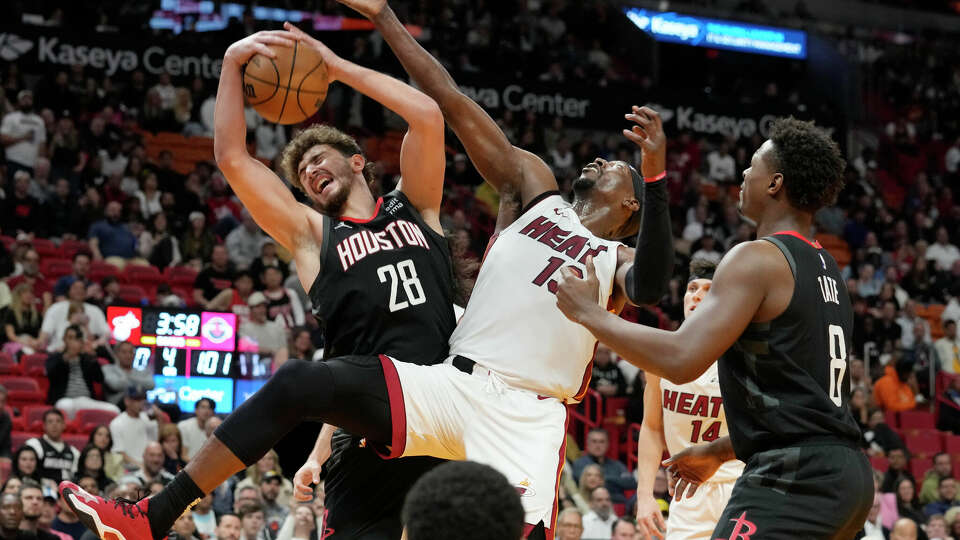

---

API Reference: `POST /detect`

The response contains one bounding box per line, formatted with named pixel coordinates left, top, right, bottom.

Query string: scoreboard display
left=106, top=306, right=265, bottom=413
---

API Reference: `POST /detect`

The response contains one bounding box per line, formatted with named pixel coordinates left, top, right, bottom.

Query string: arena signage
left=1, top=30, right=224, bottom=79
left=459, top=83, right=591, bottom=119
left=623, top=7, right=807, bottom=59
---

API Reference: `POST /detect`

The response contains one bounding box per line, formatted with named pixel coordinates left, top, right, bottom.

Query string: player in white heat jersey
left=635, top=257, right=744, bottom=540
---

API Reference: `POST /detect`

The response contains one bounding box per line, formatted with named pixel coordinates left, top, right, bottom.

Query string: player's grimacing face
left=573, top=158, right=638, bottom=237
left=298, top=144, right=355, bottom=215
left=683, top=278, right=712, bottom=319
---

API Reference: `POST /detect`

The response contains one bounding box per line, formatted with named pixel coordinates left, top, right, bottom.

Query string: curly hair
left=278, top=125, right=376, bottom=193
left=766, top=117, right=845, bottom=212
left=402, top=461, right=523, bottom=540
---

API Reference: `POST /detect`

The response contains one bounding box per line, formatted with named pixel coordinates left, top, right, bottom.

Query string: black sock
left=146, top=472, right=204, bottom=540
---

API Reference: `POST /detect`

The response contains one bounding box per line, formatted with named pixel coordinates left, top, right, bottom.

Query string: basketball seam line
left=276, top=40, right=298, bottom=123
left=244, top=59, right=281, bottom=106
left=244, top=72, right=328, bottom=94
left=296, top=60, right=327, bottom=119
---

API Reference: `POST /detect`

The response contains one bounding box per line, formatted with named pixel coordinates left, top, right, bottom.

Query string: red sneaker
left=59, top=481, right=155, bottom=540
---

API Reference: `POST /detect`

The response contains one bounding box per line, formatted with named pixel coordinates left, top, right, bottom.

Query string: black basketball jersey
left=718, top=231, right=862, bottom=462
left=309, top=189, right=457, bottom=363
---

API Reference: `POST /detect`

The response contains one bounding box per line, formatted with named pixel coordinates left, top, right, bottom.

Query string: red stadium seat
left=62, top=433, right=89, bottom=449
left=910, top=458, right=933, bottom=480
left=944, top=435, right=960, bottom=455
left=604, top=397, right=629, bottom=419
left=0, top=353, right=18, bottom=375
left=73, top=409, right=119, bottom=433
left=11, top=431, right=38, bottom=451
left=0, top=236, right=14, bottom=250
left=906, top=433, right=942, bottom=459
left=164, top=266, right=199, bottom=287
left=60, top=240, right=90, bottom=259
left=0, top=377, right=45, bottom=404
left=32, top=238, right=61, bottom=259
left=117, top=285, right=147, bottom=305
left=20, top=354, right=46, bottom=377
left=123, top=264, right=163, bottom=288
left=89, top=261, right=120, bottom=282
left=899, top=410, right=936, bottom=430
left=613, top=503, right=625, bottom=518
left=869, top=456, right=889, bottom=472
left=884, top=410, right=899, bottom=429
left=40, top=259, right=74, bottom=280
left=21, top=405, right=59, bottom=432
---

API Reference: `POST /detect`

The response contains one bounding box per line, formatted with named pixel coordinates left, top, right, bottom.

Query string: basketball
left=242, top=40, right=329, bottom=125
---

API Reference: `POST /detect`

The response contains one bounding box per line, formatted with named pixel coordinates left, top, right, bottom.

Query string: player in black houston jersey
left=557, top=118, right=873, bottom=539
left=305, top=189, right=456, bottom=539
left=54, top=26, right=453, bottom=540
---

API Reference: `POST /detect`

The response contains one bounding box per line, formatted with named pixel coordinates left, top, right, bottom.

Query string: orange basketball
left=242, top=41, right=329, bottom=125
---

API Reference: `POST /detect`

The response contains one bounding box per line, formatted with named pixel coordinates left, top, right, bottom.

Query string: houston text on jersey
left=336, top=219, right=430, bottom=271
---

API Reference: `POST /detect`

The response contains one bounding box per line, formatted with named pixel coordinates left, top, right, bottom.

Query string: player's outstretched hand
left=282, top=22, right=345, bottom=81
left=623, top=106, right=666, bottom=180
left=336, top=0, right=387, bottom=19
left=556, top=256, right=603, bottom=325
left=224, top=31, right=296, bottom=66
left=293, top=453, right=327, bottom=502
left=635, top=494, right=667, bottom=540
left=661, top=444, right=723, bottom=500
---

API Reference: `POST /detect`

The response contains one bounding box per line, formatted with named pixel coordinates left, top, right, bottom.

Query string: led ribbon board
left=623, top=7, right=807, bottom=59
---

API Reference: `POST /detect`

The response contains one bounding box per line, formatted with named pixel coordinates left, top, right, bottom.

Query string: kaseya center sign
left=0, top=29, right=223, bottom=78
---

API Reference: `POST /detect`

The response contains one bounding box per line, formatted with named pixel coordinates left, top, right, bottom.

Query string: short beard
left=316, top=185, right=350, bottom=217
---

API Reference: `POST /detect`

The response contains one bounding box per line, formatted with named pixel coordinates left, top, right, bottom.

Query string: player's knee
left=271, top=358, right=315, bottom=395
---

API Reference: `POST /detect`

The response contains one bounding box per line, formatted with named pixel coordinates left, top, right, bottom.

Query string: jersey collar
left=340, top=197, right=383, bottom=224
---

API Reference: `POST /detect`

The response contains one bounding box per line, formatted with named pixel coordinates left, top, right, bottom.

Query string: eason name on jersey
left=336, top=220, right=430, bottom=271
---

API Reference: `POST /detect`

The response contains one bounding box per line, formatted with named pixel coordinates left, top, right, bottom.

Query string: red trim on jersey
left=550, top=409, right=570, bottom=539
left=644, top=170, right=667, bottom=183
left=572, top=342, right=599, bottom=402
left=480, top=233, right=499, bottom=269
left=340, top=197, right=383, bottom=224
left=771, top=230, right=822, bottom=249
left=375, top=354, right=407, bottom=459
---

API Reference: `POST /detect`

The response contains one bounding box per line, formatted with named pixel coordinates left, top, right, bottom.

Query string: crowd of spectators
left=0, top=0, right=958, bottom=538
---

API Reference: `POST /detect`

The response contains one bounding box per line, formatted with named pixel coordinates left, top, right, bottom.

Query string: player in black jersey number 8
left=557, top=118, right=875, bottom=539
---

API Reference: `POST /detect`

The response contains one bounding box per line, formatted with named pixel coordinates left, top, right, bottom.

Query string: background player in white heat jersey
left=635, top=257, right=744, bottom=540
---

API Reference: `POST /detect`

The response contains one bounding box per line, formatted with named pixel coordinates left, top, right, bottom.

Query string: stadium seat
left=73, top=409, right=119, bottom=433
left=60, top=240, right=89, bottom=259
left=63, top=433, right=89, bottom=449
left=10, top=432, right=37, bottom=451
left=0, top=353, right=18, bottom=375
left=22, top=405, right=59, bottom=432
left=613, top=503, right=625, bottom=517
left=899, top=410, right=936, bottom=430
left=944, top=434, right=960, bottom=455
left=31, top=238, right=61, bottom=259
left=910, top=458, right=933, bottom=480
left=117, top=284, right=148, bottom=305
left=905, top=432, right=942, bottom=458
left=123, top=264, right=163, bottom=289
left=0, top=377, right=45, bottom=404
left=884, top=410, right=899, bottom=428
left=0, top=460, right=10, bottom=485
left=89, top=261, right=120, bottom=282
left=0, top=236, right=14, bottom=250
left=19, top=354, right=46, bottom=377
left=164, top=266, right=199, bottom=287
left=604, top=397, right=629, bottom=419
left=869, top=456, right=889, bottom=471
left=40, top=258, right=74, bottom=279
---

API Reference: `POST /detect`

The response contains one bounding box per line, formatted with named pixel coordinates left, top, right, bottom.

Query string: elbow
left=410, top=98, right=444, bottom=129
left=213, top=143, right=245, bottom=172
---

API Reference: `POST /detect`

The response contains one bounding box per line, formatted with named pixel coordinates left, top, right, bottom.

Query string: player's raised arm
left=613, top=107, right=674, bottom=307
left=556, top=240, right=777, bottom=384
left=214, top=32, right=316, bottom=253
left=283, top=23, right=446, bottom=233
left=336, top=0, right=557, bottom=208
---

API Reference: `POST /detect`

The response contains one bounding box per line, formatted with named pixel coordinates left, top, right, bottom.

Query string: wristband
left=644, top=171, right=667, bottom=183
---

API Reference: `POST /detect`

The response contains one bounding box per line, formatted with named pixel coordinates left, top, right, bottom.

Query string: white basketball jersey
left=660, top=362, right=745, bottom=483
left=448, top=194, right=621, bottom=402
